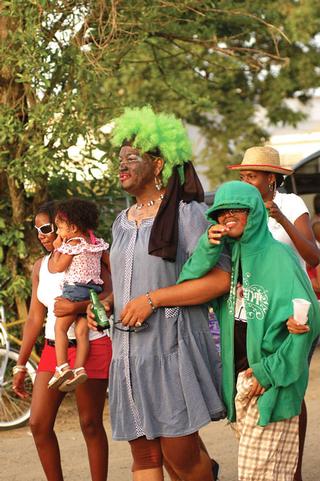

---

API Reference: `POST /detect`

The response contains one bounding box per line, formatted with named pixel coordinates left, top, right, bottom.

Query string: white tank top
left=268, top=192, right=309, bottom=271
left=37, top=255, right=104, bottom=341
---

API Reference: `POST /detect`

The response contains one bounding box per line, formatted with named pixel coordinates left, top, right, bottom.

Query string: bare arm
left=266, top=204, right=320, bottom=266
left=152, top=267, right=230, bottom=307
left=120, top=267, right=231, bottom=327
left=54, top=255, right=112, bottom=318
left=13, top=259, right=47, bottom=398
left=49, top=235, right=81, bottom=273
left=310, top=264, right=320, bottom=294
left=101, top=250, right=110, bottom=268
left=49, top=250, right=73, bottom=273
left=286, top=213, right=319, bottom=267
left=100, top=253, right=112, bottom=298
left=16, top=260, right=46, bottom=363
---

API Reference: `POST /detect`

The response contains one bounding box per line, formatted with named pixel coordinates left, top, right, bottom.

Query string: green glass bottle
left=89, top=289, right=110, bottom=332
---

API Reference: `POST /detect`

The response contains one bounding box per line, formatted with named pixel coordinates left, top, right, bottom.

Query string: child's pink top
left=57, top=237, right=109, bottom=285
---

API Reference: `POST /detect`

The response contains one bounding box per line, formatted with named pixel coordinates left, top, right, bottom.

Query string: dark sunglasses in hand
left=114, top=320, right=149, bottom=333
left=34, top=223, right=55, bottom=235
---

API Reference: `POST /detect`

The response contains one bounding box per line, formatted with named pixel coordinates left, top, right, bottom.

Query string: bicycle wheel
left=0, top=348, right=37, bottom=430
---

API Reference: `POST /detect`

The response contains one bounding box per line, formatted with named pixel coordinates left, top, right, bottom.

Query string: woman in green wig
left=88, top=106, right=231, bottom=481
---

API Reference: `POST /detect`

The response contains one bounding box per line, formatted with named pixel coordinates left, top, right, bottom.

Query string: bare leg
left=294, top=399, right=307, bottom=481
left=130, top=437, right=164, bottom=481
left=163, top=460, right=180, bottom=481
left=161, top=433, right=214, bottom=481
left=163, top=435, right=217, bottom=481
left=54, top=315, right=76, bottom=366
left=199, top=437, right=219, bottom=481
left=133, top=468, right=164, bottom=481
left=30, top=371, right=66, bottom=481
left=74, top=316, right=90, bottom=369
left=76, top=378, right=109, bottom=481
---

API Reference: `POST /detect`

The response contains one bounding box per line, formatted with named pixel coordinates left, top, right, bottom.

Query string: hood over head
left=206, top=181, right=272, bottom=252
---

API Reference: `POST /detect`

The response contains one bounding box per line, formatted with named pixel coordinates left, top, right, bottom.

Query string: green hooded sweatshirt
left=178, top=181, right=320, bottom=426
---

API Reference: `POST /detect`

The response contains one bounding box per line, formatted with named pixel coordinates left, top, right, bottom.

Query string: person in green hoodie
left=120, top=181, right=320, bottom=481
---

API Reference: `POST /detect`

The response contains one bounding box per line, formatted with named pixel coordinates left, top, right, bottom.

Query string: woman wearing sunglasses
left=12, top=201, right=112, bottom=481
left=227, top=146, right=319, bottom=481
left=122, top=181, right=320, bottom=481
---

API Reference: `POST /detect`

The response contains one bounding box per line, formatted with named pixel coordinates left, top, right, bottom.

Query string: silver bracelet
left=12, top=365, right=27, bottom=375
left=146, top=292, right=157, bottom=312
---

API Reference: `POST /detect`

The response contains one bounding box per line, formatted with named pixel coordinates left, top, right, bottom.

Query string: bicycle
left=0, top=305, right=38, bottom=430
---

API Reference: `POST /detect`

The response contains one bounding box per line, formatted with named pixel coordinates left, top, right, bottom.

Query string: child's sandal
left=48, top=363, right=73, bottom=389
left=59, top=367, right=88, bottom=392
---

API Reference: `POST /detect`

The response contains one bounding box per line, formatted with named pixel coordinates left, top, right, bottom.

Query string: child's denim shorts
left=62, top=282, right=102, bottom=302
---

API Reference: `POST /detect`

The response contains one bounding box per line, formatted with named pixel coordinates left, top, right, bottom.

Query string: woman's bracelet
left=12, top=365, right=27, bottom=375
left=146, top=292, right=157, bottom=312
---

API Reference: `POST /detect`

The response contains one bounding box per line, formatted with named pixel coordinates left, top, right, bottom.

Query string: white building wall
left=190, top=95, right=320, bottom=190
left=268, top=96, right=320, bottom=168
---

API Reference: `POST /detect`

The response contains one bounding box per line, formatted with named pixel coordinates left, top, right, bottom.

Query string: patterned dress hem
left=112, top=412, right=226, bottom=441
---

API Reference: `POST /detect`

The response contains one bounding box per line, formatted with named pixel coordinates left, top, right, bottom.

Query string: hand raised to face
left=208, top=224, right=231, bottom=245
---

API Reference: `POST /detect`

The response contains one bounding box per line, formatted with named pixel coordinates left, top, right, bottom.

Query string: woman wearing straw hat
left=227, top=146, right=319, bottom=271
left=228, top=146, right=320, bottom=481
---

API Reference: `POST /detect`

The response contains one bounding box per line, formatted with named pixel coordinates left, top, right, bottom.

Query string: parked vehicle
left=284, top=150, right=320, bottom=216
left=284, top=150, right=320, bottom=196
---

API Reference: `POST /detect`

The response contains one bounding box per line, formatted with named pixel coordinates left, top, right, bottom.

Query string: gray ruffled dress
left=109, top=201, right=230, bottom=441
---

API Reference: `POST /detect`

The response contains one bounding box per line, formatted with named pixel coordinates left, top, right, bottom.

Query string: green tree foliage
left=1, top=1, right=320, bottom=318
left=95, top=0, right=320, bottom=185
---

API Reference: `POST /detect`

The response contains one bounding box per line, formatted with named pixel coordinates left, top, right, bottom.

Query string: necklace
left=135, top=194, right=164, bottom=210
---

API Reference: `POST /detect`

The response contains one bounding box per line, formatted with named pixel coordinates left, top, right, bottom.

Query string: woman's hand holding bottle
left=87, top=294, right=113, bottom=331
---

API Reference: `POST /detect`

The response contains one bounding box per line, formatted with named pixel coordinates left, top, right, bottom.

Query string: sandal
left=59, top=367, right=88, bottom=392
left=48, top=363, right=73, bottom=389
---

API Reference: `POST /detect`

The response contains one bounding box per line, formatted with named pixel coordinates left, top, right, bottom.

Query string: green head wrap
left=110, top=106, right=192, bottom=185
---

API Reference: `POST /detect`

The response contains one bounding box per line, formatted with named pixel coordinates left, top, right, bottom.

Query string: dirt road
left=2, top=348, right=320, bottom=481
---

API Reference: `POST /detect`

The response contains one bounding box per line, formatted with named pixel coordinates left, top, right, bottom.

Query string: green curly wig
left=110, top=106, right=192, bottom=185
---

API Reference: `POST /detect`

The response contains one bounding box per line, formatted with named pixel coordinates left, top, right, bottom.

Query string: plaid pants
left=232, top=371, right=299, bottom=481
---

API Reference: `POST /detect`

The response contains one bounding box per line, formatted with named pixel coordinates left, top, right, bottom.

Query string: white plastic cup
left=292, top=298, right=311, bottom=325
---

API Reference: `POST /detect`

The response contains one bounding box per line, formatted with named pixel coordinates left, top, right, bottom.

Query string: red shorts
left=37, top=336, right=112, bottom=379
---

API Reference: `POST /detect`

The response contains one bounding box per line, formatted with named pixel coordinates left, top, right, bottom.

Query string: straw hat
left=228, top=146, right=293, bottom=175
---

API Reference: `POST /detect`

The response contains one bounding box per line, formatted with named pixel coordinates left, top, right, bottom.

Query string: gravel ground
left=2, top=347, right=320, bottom=481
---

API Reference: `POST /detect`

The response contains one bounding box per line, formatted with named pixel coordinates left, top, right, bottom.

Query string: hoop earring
left=155, top=176, right=163, bottom=191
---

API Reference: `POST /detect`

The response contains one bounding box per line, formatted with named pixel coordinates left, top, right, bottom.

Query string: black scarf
left=148, top=161, right=204, bottom=262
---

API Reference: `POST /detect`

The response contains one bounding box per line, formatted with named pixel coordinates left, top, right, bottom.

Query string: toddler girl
left=48, top=198, right=109, bottom=391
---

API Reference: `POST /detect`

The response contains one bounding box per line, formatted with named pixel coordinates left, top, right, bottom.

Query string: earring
left=269, top=182, right=276, bottom=198
left=155, top=176, right=163, bottom=191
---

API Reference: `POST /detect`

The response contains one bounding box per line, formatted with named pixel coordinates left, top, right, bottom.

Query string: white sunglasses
left=34, top=223, right=55, bottom=235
